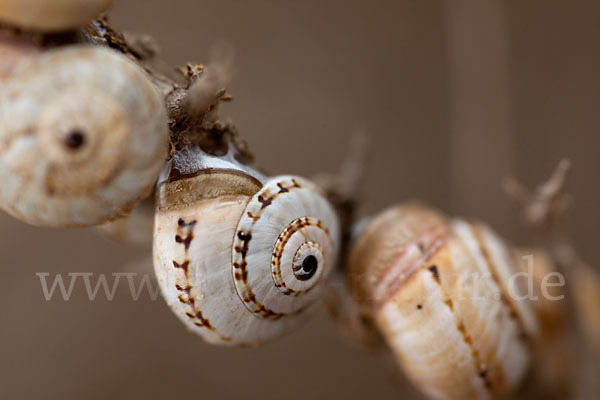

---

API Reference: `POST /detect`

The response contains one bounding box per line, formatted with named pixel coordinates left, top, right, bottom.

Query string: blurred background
left=1, top=0, right=599, bottom=399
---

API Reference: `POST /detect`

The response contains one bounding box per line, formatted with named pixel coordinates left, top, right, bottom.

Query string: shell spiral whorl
left=154, top=147, right=341, bottom=346
left=232, top=176, right=338, bottom=319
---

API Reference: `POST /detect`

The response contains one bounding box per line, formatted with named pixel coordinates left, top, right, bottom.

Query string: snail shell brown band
left=154, top=167, right=341, bottom=346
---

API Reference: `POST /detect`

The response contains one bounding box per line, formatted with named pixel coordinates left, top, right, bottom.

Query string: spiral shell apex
left=0, top=46, right=169, bottom=227
left=0, top=0, right=115, bottom=31
left=347, top=203, right=539, bottom=400
left=154, top=158, right=341, bottom=345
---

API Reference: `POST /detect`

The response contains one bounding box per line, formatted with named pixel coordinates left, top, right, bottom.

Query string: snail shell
left=0, top=0, right=114, bottom=32
left=0, top=46, right=169, bottom=227
left=514, top=247, right=571, bottom=398
left=571, top=260, right=600, bottom=357
left=518, top=247, right=600, bottom=355
left=516, top=248, right=600, bottom=397
left=347, top=203, right=539, bottom=400
left=153, top=146, right=341, bottom=346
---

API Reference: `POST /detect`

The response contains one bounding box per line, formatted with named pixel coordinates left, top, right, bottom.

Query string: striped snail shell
left=0, top=46, right=169, bottom=227
left=153, top=145, right=341, bottom=346
left=0, top=0, right=114, bottom=32
left=347, top=203, right=539, bottom=400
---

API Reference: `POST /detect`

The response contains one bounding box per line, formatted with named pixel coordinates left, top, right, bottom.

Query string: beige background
left=1, top=1, right=598, bottom=399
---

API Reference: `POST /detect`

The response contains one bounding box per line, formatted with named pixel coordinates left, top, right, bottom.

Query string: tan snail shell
left=153, top=145, right=341, bottom=346
left=513, top=247, right=571, bottom=399
left=347, top=203, right=539, bottom=400
left=571, top=261, right=600, bottom=356
left=0, top=0, right=114, bottom=32
left=515, top=248, right=600, bottom=398
left=0, top=45, right=169, bottom=227
left=518, top=247, right=600, bottom=356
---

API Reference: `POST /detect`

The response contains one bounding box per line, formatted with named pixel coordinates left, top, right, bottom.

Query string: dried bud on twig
left=184, top=44, right=235, bottom=118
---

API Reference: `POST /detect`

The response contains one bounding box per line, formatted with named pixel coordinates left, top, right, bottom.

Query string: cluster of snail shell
left=0, top=0, right=344, bottom=348
left=0, top=3, right=597, bottom=400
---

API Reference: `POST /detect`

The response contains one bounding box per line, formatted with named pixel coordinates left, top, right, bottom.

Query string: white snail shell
left=154, top=146, right=341, bottom=346
left=0, top=46, right=169, bottom=227
left=0, top=0, right=114, bottom=31
left=347, top=203, right=539, bottom=400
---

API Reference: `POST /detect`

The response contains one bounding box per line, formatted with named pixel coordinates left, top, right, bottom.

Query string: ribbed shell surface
left=348, top=204, right=539, bottom=400
left=154, top=171, right=341, bottom=345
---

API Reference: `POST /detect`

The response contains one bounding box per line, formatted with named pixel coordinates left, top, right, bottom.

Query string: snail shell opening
left=348, top=203, right=539, bottom=400
left=0, top=46, right=169, bottom=227
left=153, top=162, right=341, bottom=346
